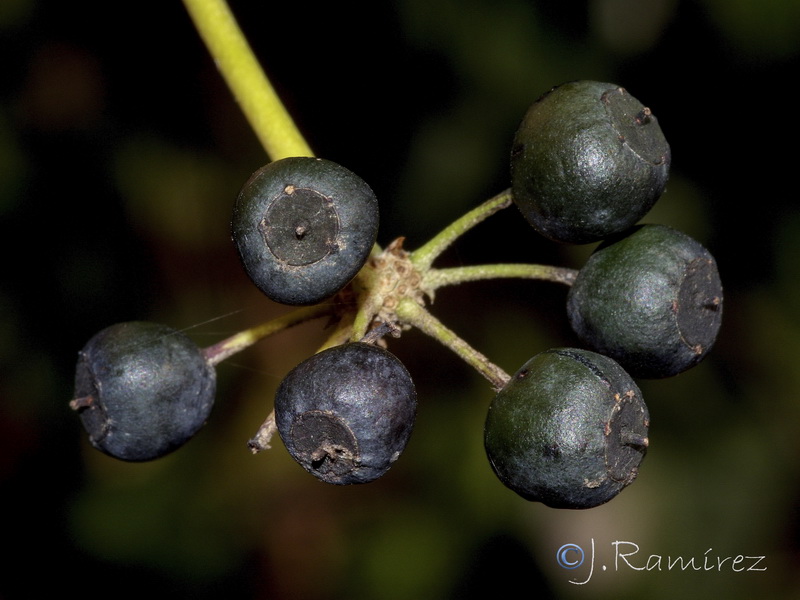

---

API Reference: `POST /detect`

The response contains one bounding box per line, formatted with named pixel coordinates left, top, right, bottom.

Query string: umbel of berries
left=567, top=224, right=723, bottom=378
left=70, top=321, right=216, bottom=462
left=484, top=348, right=649, bottom=509
left=274, top=341, right=416, bottom=485
left=232, top=156, right=379, bottom=306
left=511, top=80, right=671, bottom=244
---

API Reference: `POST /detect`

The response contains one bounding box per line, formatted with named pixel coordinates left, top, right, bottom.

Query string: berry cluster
left=69, top=80, right=722, bottom=509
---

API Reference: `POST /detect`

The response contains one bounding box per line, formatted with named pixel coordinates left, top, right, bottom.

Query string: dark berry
left=70, top=321, right=216, bottom=461
left=231, top=157, right=379, bottom=305
left=510, top=80, right=671, bottom=244
left=274, top=342, right=416, bottom=484
left=484, top=348, right=649, bottom=509
left=567, top=224, right=723, bottom=378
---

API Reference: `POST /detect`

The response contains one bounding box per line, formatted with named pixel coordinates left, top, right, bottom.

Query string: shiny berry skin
left=274, top=342, right=416, bottom=485
left=70, top=321, right=216, bottom=462
left=567, top=224, right=723, bottom=378
left=231, top=157, right=379, bottom=306
left=484, top=348, right=649, bottom=509
left=511, top=80, right=671, bottom=244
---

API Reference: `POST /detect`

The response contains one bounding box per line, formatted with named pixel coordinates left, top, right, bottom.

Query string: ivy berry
left=567, top=224, right=723, bottom=378
left=274, top=341, right=416, bottom=484
left=232, top=157, right=379, bottom=306
left=511, top=80, right=671, bottom=244
left=484, top=348, right=649, bottom=509
left=69, top=321, right=216, bottom=462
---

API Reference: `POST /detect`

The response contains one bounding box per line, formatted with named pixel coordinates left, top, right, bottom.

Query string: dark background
left=2, top=0, right=798, bottom=598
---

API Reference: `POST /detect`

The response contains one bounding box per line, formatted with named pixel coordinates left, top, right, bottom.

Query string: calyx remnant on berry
left=261, top=185, right=340, bottom=266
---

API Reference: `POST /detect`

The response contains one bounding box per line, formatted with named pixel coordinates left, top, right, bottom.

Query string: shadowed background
left=2, top=0, right=798, bottom=597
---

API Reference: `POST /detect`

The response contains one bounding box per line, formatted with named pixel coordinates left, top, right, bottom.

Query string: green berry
left=511, top=80, right=671, bottom=244
left=484, top=348, right=649, bottom=509
left=567, top=224, right=723, bottom=378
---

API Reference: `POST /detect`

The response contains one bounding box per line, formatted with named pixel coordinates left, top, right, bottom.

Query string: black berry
left=510, top=80, right=671, bottom=244
left=274, top=342, right=416, bottom=484
left=484, top=348, right=649, bottom=509
left=567, top=224, right=723, bottom=378
left=70, top=321, right=216, bottom=462
left=232, top=157, right=379, bottom=305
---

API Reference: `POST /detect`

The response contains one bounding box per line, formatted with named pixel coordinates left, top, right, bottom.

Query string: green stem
left=395, top=298, right=510, bottom=391
left=410, top=189, right=513, bottom=271
left=182, top=0, right=314, bottom=160
left=424, top=264, right=578, bottom=292
left=350, top=297, right=378, bottom=342
left=318, top=309, right=358, bottom=350
left=202, top=304, right=333, bottom=366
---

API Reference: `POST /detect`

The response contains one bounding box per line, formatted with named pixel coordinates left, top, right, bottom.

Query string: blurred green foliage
left=2, top=0, right=798, bottom=598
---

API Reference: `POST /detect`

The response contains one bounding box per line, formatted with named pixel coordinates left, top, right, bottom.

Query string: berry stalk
left=202, top=304, right=333, bottom=366
left=410, top=190, right=513, bottom=271
left=395, top=297, right=510, bottom=391
left=423, top=263, right=577, bottom=292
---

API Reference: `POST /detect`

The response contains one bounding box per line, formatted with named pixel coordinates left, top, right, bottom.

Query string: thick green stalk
left=182, top=0, right=313, bottom=159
